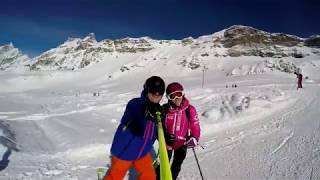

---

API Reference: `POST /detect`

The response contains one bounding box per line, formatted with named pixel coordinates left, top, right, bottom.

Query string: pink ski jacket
left=163, top=97, right=201, bottom=150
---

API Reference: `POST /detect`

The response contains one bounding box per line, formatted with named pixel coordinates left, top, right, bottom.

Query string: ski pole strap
left=156, top=112, right=173, bottom=180
left=152, top=150, right=160, bottom=167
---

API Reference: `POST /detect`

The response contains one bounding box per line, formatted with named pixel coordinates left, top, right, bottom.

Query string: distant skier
left=104, top=76, right=165, bottom=180
left=294, top=71, right=303, bottom=90
left=156, top=82, right=201, bottom=180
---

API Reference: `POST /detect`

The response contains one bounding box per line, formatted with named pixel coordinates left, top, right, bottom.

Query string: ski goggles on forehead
left=167, top=91, right=184, bottom=100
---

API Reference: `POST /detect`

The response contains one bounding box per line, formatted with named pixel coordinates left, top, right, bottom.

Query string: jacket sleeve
left=123, top=99, right=146, bottom=136
left=189, top=105, right=201, bottom=141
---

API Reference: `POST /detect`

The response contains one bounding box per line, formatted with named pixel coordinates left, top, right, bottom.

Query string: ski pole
left=97, top=167, right=105, bottom=180
left=198, top=143, right=205, bottom=149
left=156, top=112, right=173, bottom=180
left=192, top=147, right=204, bottom=180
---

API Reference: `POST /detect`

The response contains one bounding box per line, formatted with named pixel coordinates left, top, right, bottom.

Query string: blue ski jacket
left=110, top=94, right=158, bottom=160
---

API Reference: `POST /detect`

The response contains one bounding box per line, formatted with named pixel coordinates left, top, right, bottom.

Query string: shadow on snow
left=0, top=120, right=20, bottom=171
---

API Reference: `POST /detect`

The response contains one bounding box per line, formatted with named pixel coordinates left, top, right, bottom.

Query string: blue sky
left=1, top=0, right=319, bottom=57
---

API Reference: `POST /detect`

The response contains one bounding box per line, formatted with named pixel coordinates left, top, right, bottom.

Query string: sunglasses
left=148, top=87, right=164, bottom=96
left=167, top=91, right=184, bottom=100
left=149, top=91, right=163, bottom=97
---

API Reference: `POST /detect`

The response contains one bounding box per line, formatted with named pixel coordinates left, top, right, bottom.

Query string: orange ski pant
left=104, top=153, right=156, bottom=180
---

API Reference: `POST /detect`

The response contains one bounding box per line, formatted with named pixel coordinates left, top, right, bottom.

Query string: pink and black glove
left=185, top=136, right=198, bottom=148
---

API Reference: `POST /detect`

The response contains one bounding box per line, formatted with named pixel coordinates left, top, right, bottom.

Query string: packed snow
left=0, top=47, right=320, bottom=179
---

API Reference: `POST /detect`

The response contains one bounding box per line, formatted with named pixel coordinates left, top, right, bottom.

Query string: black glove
left=164, top=133, right=175, bottom=146
left=145, top=102, right=163, bottom=121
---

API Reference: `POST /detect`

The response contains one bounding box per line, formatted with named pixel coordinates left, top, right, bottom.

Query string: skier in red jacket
left=294, top=72, right=303, bottom=90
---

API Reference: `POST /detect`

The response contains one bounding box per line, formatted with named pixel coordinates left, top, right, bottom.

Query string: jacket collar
left=140, top=91, right=149, bottom=102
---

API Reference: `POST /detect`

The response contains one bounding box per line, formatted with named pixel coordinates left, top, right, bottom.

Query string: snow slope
left=0, top=52, right=320, bottom=179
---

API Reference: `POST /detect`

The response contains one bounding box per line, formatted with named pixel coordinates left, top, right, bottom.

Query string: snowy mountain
left=0, top=43, right=31, bottom=71
left=305, top=35, right=320, bottom=48
left=1, top=25, right=320, bottom=179
left=26, top=25, right=320, bottom=71
left=220, top=25, right=307, bottom=58
left=30, top=33, right=156, bottom=71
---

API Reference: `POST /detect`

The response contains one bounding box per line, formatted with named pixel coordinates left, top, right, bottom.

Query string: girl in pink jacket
left=156, top=82, right=201, bottom=180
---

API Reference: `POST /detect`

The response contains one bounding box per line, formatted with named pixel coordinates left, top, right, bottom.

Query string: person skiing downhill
left=156, top=82, right=201, bottom=180
left=294, top=71, right=303, bottom=90
left=104, top=76, right=165, bottom=180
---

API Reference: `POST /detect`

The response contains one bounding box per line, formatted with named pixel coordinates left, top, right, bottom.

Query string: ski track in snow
left=179, top=86, right=320, bottom=180
left=3, top=85, right=319, bottom=180
left=264, top=89, right=320, bottom=180
left=270, top=131, right=294, bottom=155
left=6, top=106, right=97, bottom=121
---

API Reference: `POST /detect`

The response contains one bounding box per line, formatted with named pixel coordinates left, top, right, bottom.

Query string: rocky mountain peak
left=0, top=43, right=31, bottom=71
left=0, top=43, right=18, bottom=57
left=222, top=25, right=303, bottom=48
left=2, top=25, right=319, bottom=71
left=225, top=25, right=263, bottom=36
left=0, top=43, right=15, bottom=52
left=83, top=33, right=97, bottom=43
left=305, top=35, right=320, bottom=47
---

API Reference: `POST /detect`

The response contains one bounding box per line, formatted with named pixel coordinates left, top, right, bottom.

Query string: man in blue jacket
left=105, top=76, right=165, bottom=180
